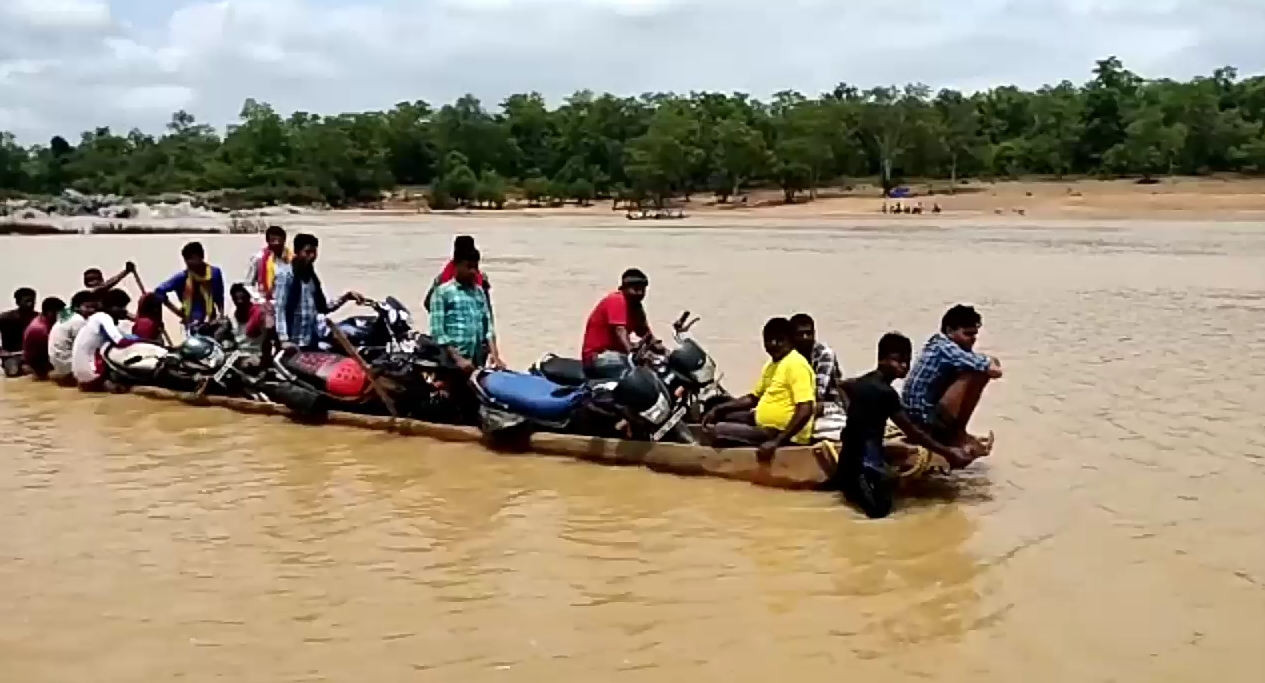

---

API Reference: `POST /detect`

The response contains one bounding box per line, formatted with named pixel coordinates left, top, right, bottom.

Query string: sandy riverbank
left=372, top=176, right=1265, bottom=222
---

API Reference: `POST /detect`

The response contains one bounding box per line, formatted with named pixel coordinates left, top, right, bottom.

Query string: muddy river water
left=2, top=216, right=1263, bottom=682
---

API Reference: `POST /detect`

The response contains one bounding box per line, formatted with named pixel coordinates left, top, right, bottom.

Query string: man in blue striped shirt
left=901, top=304, right=1003, bottom=451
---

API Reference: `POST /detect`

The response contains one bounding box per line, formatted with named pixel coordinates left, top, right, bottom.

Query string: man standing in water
left=901, top=304, right=1002, bottom=451
left=0, top=287, right=38, bottom=354
left=71, top=289, right=132, bottom=391
left=22, top=297, right=66, bottom=379
left=83, top=263, right=134, bottom=294
left=701, top=317, right=816, bottom=462
left=153, top=242, right=225, bottom=332
left=49, top=291, right=98, bottom=383
left=273, top=233, right=363, bottom=352
left=429, top=247, right=503, bottom=374
left=581, top=268, right=664, bottom=375
left=244, top=225, right=291, bottom=304
left=838, top=332, right=975, bottom=518
left=790, top=313, right=847, bottom=441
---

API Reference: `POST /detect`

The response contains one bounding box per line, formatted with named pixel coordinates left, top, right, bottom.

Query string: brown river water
left=2, top=216, right=1264, bottom=682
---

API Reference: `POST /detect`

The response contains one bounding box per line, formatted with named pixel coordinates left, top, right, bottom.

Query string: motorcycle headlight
left=638, top=393, right=671, bottom=425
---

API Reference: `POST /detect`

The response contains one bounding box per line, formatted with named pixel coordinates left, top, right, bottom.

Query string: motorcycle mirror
left=682, top=316, right=700, bottom=332
left=672, top=310, right=691, bottom=330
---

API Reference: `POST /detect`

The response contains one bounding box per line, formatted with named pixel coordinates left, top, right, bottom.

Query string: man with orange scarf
left=244, top=225, right=291, bottom=305
left=153, top=241, right=225, bottom=333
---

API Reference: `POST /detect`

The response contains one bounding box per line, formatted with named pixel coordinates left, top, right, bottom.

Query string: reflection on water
left=2, top=217, right=1264, bottom=682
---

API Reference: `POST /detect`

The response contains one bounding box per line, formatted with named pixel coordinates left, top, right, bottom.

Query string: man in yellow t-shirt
left=701, top=317, right=816, bottom=462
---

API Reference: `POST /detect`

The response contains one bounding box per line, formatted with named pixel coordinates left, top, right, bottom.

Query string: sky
left=2, top=0, right=1264, bottom=143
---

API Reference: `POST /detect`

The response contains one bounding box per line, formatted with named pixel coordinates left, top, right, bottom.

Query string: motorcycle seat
left=536, top=355, right=588, bottom=386
left=479, top=370, right=587, bottom=422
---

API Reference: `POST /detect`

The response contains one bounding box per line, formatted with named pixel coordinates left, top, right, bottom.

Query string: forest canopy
left=3, top=57, right=1265, bottom=209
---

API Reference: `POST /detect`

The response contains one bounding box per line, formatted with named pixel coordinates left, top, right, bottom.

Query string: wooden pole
left=328, top=323, right=398, bottom=418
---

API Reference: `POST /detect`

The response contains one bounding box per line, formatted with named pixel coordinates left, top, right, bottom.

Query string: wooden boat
left=123, top=386, right=942, bottom=490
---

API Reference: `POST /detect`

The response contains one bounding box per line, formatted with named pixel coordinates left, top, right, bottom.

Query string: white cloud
left=1, top=0, right=1263, bottom=143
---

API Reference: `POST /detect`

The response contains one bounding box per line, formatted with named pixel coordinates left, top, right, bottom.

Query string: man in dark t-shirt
left=837, top=332, right=979, bottom=518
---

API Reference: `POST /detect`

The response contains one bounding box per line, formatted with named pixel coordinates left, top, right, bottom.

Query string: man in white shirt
left=48, top=290, right=98, bottom=384
left=72, top=289, right=131, bottom=390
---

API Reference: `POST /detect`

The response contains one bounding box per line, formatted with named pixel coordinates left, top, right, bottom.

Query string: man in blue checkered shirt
left=901, top=304, right=1003, bottom=452
left=429, top=247, right=504, bottom=374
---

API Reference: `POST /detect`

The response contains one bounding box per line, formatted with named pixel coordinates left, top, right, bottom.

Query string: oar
left=130, top=270, right=176, bottom=347
left=328, top=323, right=398, bottom=418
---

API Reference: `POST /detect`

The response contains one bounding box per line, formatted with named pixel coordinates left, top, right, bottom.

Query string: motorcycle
left=100, top=331, right=259, bottom=396
left=320, top=296, right=418, bottom=361
left=524, top=310, right=730, bottom=441
left=258, top=335, right=465, bottom=422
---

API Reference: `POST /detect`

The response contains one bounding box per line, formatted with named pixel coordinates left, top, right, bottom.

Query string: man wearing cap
left=580, top=268, right=665, bottom=375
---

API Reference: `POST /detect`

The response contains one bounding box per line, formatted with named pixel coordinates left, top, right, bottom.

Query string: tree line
left=3, top=57, right=1265, bottom=210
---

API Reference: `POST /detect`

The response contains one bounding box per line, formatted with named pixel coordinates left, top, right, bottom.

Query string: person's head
left=137, top=293, right=163, bottom=320
left=940, top=304, right=983, bottom=351
left=83, top=268, right=104, bottom=289
left=229, top=283, right=252, bottom=309
left=452, top=235, right=475, bottom=258
left=293, top=233, right=319, bottom=266
left=453, top=248, right=481, bottom=286
left=102, top=289, right=131, bottom=320
left=40, top=297, right=66, bottom=322
left=790, top=313, right=815, bottom=356
left=13, top=287, right=36, bottom=313
left=762, top=316, right=794, bottom=359
left=265, top=225, right=287, bottom=254
left=876, top=332, right=913, bottom=380
left=70, top=290, right=98, bottom=317
left=619, top=268, right=649, bottom=305
left=181, top=241, right=206, bottom=271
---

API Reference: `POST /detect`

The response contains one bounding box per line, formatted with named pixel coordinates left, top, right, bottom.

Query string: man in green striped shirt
left=429, top=248, right=504, bottom=374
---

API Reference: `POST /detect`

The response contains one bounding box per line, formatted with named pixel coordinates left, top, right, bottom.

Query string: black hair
left=229, top=283, right=250, bottom=299
left=181, top=241, right=205, bottom=259
left=14, top=287, right=35, bottom=301
left=41, top=297, right=66, bottom=317
left=103, top=289, right=131, bottom=309
left=137, top=293, right=163, bottom=318
left=762, top=316, right=793, bottom=342
left=293, top=233, right=319, bottom=251
left=620, top=268, right=649, bottom=287
left=455, top=247, right=481, bottom=266
left=790, top=313, right=815, bottom=329
left=70, top=290, right=96, bottom=309
left=940, top=304, right=982, bottom=333
left=265, top=225, right=287, bottom=240
left=453, top=235, right=475, bottom=254
left=83, top=268, right=103, bottom=279
left=878, top=332, right=912, bottom=359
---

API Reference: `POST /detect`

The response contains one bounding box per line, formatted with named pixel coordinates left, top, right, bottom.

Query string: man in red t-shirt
left=22, top=297, right=66, bottom=379
left=581, top=269, right=665, bottom=371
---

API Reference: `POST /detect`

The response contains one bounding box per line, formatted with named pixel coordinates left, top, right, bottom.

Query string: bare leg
left=934, top=372, right=990, bottom=449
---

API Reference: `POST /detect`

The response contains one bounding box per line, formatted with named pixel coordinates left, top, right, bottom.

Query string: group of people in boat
left=2, top=229, right=1002, bottom=513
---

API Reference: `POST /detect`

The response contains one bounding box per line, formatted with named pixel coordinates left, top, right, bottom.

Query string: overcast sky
left=2, top=0, right=1263, bottom=143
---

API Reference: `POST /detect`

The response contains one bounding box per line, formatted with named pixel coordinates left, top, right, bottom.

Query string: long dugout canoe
left=125, top=386, right=865, bottom=490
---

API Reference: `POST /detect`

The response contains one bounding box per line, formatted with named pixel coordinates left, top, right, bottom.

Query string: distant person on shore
left=131, top=294, right=166, bottom=343
left=83, top=263, right=134, bottom=294
left=836, top=332, right=976, bottom=519
left=274, top=233, right=363, bottom=352
left=48, top=290, right=98, bottom=383
left=22, top=297, right=66, bottom=379
left=424, top=235, right=493, bottom=315
left=244, top=225, right=291, bottom=305
left=901, top=304, right=1002, bottom=454
left=429, top=247, right=502, bottom=374
left=153, top=241, right=225, bottom=333
left=71, top=289, right=132, bottom=391
left=0, top=287, right=38, bottom=356
left=790, top=313, right=846, bottom=441
left=581, top=268, right=665, bottom=376
left=701, top=317, right=815, bottom=462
